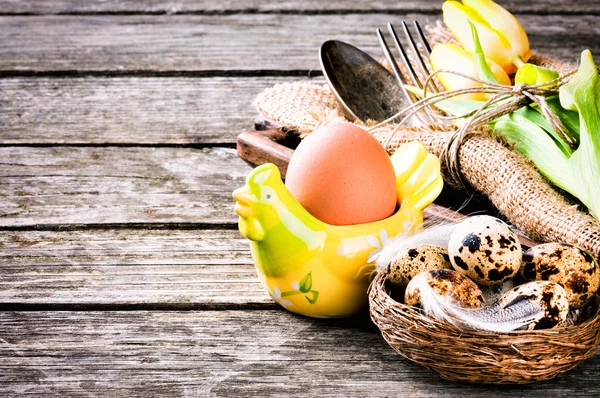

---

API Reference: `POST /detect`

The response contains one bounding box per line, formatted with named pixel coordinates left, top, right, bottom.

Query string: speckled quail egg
left=448, top=215, right=522, bottom=286
left=388, top=244, right=452, bottom=287
left=480, top=279, right=515, bottom=303
left=404, top=269, right=485, bottom=308
left=493, top=281, right=569, bottom=330
left=520, top=243, right=599, bottom=308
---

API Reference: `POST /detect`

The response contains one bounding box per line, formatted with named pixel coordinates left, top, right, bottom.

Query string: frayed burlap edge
left=253, top=82, right=350, bottom=136
left=252, top=23, right=600, bottom=261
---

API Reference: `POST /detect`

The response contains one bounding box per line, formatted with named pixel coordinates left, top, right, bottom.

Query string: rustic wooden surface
left=0, top=77, right=307, bottom=144
left=1, top=0, right=599, bottom=396
left=0, top=14, right=598, bottom=73
left=2, top=0, right=600, bottom=14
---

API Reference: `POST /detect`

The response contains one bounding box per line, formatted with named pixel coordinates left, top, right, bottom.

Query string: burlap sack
left=253, top=25, right=600, bottom=261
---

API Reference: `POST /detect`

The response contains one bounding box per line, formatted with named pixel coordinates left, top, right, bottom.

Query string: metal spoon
left=319, top=40, right=410, bottom=124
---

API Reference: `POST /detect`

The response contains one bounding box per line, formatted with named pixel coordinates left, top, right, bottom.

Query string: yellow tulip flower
left=430, top=43, right=511, bottom=100
left=443, top=0, right=531, bottom=74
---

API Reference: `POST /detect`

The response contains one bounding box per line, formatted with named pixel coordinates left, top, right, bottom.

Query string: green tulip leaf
left=495, top=112, right=572, bottom=190
left=405, top=85, right=485, bottom=122
left=545, top=96, right=580, bottom=143
left=556, top=49, right=600, bottom=219
left=512, top=105, right=573, bottom=156
left=469, top=21, right=499, bottom=85
left=496, top=50, right=600, bottom=220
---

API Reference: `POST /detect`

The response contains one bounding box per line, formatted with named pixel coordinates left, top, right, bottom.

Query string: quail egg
left=480, top=279, right=515, bottom=303
left=388, top=244, right=452, bottom=287
left=448, top=215, right=522, bottom=286
left=404, top=268, right=485, bottom=308
left=494, top=281, right=569, bottom=330
left=520, top=243, right=600, bottom=308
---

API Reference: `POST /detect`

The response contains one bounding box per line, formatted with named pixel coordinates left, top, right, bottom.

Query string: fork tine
left=376, top=28, right=432, bottom=126
left=376, top=29, right=414, bottom=109
left=413, top=21, right=432, bottom=56
left=402, top=21, right=439, bottom=93
left=386, top=23, right=439, bottom=125
left=412, top=21, right=442, bottom=93
left=387, top=23, right=421, bottom=90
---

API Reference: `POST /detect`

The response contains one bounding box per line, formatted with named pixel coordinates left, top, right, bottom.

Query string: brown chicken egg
left=388, top=245, right=452, bottom=287
left=520, top=243, right=600, bottom=308
left=448, top=215, right=522, bottom=286
left=285, top=123, right=397, bottom=226
left=404, top=269, right=485, bottom=308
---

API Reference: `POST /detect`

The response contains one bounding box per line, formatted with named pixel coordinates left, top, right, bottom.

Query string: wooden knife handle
left=237, top=129, right=294, bottom=178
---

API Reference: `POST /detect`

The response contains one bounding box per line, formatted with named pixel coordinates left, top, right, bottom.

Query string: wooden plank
left=0, top=229, right=275, bottom=308
left=0, top=14, right=598, bottom=72
left=0, top=145, right=469, bottom=229
left=0, top=147, right=247, bottom=227
left=1, top=0, right=598, bottom=14
left=0, top=310, right=599, bottom=397
left=0, top=76, right=319, bottom=145
left=0, top=208, right=469, bottom=308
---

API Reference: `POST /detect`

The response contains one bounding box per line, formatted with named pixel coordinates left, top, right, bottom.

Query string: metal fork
left=376, top=21, right=443, bottom=125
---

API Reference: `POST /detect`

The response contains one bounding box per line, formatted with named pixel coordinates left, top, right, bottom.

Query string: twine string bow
left=368, top=68, right=577, bottom=190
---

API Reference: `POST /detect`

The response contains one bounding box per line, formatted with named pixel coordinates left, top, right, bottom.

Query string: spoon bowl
left=319, top=40, right=409, bottom=123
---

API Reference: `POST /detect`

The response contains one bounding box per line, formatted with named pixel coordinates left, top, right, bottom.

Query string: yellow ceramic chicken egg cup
left=233, top=141, right=443, bottom=318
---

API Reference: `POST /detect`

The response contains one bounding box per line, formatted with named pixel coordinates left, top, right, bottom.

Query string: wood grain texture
left=0, top=208, right=468, bottom=309
left=1, top=0, right=599, bottom=14
left=0, top=147, right=246, bottom=227
left=0, top=14, right=598, bottom=72
left=0, top=76, right=322, bottom=144
left=236, top=129, right=294, bottom=177
left=1, top=3, right=599, bottom=396
left=0, top=229, right=275, bottom=308
left=0, top=311, right=599, bottom=397
left=0, top=144, right=469, bottom=230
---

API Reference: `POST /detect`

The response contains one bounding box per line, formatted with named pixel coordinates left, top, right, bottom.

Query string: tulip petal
left=430, top=43, right=509, bottom=100
left=442, top=0, right=524, bottom=74
left=515, top=64, right=559, bottom=86
left=463, top=0, right=531, bottom=63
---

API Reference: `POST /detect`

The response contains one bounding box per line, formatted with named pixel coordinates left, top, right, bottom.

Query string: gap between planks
left=0, top=310, right=598, bottom=397
left=0, top=211, right=458, bottom=310
left=0, top=146, right=247, bottom=227
left=0, top=69, right=322, bottom=78
left=0, top=0, right=599, bottom=16
left=0, top=76, right=320, bottom=145
left=0, top=14, right=598, bottom=72
left=0, top=229, right=271, bottom=309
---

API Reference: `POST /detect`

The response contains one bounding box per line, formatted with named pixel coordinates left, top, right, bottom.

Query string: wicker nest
left=369, top=272, right=600, bottom=384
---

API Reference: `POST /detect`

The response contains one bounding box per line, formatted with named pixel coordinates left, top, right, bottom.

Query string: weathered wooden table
left=2, top=1, right=600, bottom=396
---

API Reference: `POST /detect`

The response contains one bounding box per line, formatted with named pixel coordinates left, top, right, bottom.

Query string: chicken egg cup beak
left=233, top=186, right=265, bottom=241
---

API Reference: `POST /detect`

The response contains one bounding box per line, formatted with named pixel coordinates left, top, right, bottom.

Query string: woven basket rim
left=369, top=271, right=600, bottom=337
left=368, top=271, right=600, bottom=384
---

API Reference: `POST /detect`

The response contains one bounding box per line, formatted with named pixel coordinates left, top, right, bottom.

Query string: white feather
left=373, top=223, right=457, bottom=273
left=411, top=276, right=545, bottom=332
